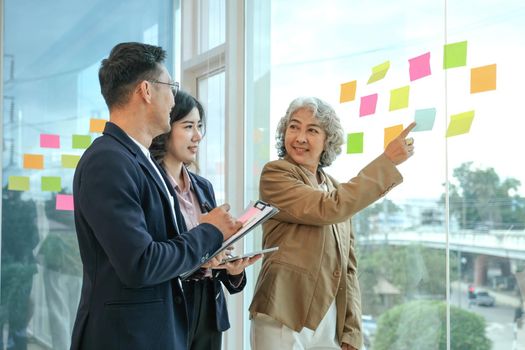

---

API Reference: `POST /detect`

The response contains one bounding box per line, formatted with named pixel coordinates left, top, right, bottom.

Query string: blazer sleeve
left=198, top=174, right=247, bottom=293
left=342, top=227, right=363, bottom=348
left=260, top=154, right=403, bottom=226
left=76, top=149, right=223, bottom=288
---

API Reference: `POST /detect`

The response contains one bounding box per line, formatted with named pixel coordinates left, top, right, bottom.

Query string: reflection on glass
left=2, top=1, right=175, bottom=348
left=245, top=0, right=525, bottom=349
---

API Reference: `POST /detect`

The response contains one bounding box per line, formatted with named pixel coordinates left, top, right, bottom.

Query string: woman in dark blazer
left=150, top=90, right=261, bottom=350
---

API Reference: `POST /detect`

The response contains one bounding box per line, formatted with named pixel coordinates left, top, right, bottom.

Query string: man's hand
left=384, top=122, right=416, bottom=165
left=199, top=203, right=242, bottom=241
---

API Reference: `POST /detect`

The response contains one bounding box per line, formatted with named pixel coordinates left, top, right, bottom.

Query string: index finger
left=399, top=122, right=417, bottom=138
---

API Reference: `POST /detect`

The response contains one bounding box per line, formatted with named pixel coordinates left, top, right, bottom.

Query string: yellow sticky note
left=62, top=154, right=81, bottom=168
left=446, top=111, right=475, bottom=137
left=368, top=61, right=390, bottom=84
left=90, top=119, right=107, bottom=133
left=8, top=176, right=30, bottom=191
left=389, top=86, right=410, bottom=111
left=23, top=154, right=44, bottom=169
left=340, top=81, right=357, bottom=103
left=470, top=64, right=496, bottom=94
left=384, top=124, right=404, bottom=149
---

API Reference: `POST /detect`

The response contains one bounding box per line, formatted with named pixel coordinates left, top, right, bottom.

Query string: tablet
left=221, top=246, right=279, bottom=263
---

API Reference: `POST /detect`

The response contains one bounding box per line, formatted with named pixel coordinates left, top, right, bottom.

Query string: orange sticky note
left=23, top=154, right=44, bottom=169
left=340, top=81, right=357, bottom=103
left=90, top=119, right=107, bottom=133
left=470, top=64, right=496, bottom=93
left=384, top=124, right=404, bottom=149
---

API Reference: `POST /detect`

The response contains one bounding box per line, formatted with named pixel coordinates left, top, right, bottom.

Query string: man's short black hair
left=99, top=42, right=167, bottom=109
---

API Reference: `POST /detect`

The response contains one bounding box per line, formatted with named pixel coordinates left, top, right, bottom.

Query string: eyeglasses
left=150, top=80, right=180, bottom=96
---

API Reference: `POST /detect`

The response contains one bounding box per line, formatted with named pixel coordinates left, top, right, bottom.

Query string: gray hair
left=275, top=96, right=344, bottom=167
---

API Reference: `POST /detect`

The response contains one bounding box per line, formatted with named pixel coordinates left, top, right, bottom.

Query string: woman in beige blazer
left=249, top=97, right=416, bottom=350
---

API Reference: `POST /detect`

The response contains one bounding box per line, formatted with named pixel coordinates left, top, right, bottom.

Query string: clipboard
left=180, top=200, right=279, bottom=279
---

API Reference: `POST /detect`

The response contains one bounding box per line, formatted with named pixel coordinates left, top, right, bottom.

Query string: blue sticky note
left=413, top=108, right=437, bottom=132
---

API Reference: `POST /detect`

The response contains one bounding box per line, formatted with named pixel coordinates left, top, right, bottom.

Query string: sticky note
left=347, top=133, right=364, bottom=154
left=409, top=52, right=431, bottom=81
left=8, top=176, right=30, bottom=191
left=72, top=135, right=92, bottom=149
left=367, top=61, right=390, bottom=84
left=359, top=94, right=378, bottom=117
left=23, top=154, right=44, bottom=169
left=446, top=111, right=475, bottom=137
left=62, top=155, right=81, bottom=168
left=340, top=81, right=357, bottom=103
left=471, top=64, right=496, bottom=93
left=42, top=176, right=62, bottom=192
left=238, top=207, right=260, bottom=224
left=389, top=86, right=410, bottom=111
left=90, top=119, right=107, bottom=133
left=40, top=134, right=60, bottom=148
left=443, top=41, right=467, bottom=69
left=56, top=194, right=74, bottom=211
left=384, top=124, right=404, bottom=149
left=413, top=108, right=437, bottom=132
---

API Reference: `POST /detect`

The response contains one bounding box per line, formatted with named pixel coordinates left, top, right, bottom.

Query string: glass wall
left=1, top=1, right=177, bottom=349
left=245, top=0, right=525, bottom=349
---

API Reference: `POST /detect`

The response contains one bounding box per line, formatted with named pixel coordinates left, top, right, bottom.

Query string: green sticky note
left=367, top=61, right=390, bottom=84
left=389, top=86, right=410, bottom=111
left=41, top=176, right=62, bottom=192
left=446, top=110, right=475, bottom=137
left=72, top=135, right=91, bottom=149
left=8, top=176, right=30, bottom=191
left=444, top=41, right=468, bottom=69
left=62, top=154, right=81, bottom=168
left=347, top=133, right=364, bottom=154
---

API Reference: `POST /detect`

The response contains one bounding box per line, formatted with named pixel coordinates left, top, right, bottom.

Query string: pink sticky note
left=359, top=94, right=378, bottom=117
left=40, top=134, right=60, bottom=148
left=409, top=52, right=431, bottom=81
left=56, top=194, right=74, bottom=211
left=238, top=207, right=260, bottom=224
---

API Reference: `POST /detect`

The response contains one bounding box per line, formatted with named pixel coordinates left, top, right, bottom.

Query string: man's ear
left=136, top=80, right=153, bottom=104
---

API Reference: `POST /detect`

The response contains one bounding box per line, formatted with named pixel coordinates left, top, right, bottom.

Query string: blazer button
left=333, top=270, right=341, bottom=277
left=174, top=296, right=183, bottom=304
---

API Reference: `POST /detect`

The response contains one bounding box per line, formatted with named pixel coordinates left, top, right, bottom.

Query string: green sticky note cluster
left=347, top=133, right=364, bottom=154
left=446, top=111, right=475, bottom=137
left=41, top=176, right=62, bottom=192
left=389, top=86, right=410, bottom=111
left=72, top=135, right=92, bottom=149
left=444, top=41, right=468, bottom=69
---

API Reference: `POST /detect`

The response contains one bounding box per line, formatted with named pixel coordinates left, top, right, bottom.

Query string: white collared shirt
left=128, top=136, right=178, bottom=227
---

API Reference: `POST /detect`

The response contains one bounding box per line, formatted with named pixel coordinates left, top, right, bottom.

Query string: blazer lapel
left=102, top=122, right=180, bottom=235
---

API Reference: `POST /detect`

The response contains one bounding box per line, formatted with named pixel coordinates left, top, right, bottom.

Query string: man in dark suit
left=70, top=42, right=241, bottom=350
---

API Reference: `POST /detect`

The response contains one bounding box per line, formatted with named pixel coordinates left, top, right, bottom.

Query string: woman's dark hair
left=150, top=89, right=206, bottom=162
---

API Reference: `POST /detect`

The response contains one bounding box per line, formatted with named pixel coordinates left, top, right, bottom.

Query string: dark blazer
left=182, top=170, right=247, bottom=332
left=71, top=122, right=223, bottom=350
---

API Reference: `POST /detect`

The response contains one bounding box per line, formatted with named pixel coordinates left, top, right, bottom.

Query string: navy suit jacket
left=71, top=122, right=223, bottom=350
left=182, top=170, right=247, bottom=332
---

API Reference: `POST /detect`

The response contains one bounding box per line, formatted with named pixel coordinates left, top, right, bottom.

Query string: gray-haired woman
left=249, top=96, right=415, bottom=350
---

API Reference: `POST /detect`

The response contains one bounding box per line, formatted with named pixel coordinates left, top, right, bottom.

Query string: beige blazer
left=249, top=154, right=402, bottom=349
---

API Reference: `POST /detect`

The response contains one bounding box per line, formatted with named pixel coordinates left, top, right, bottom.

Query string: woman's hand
left=341, top=343, right=357, bottom=350
left=221, top=254, right=263, bottom=276
left=200, top=249, right=230, bottom=269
